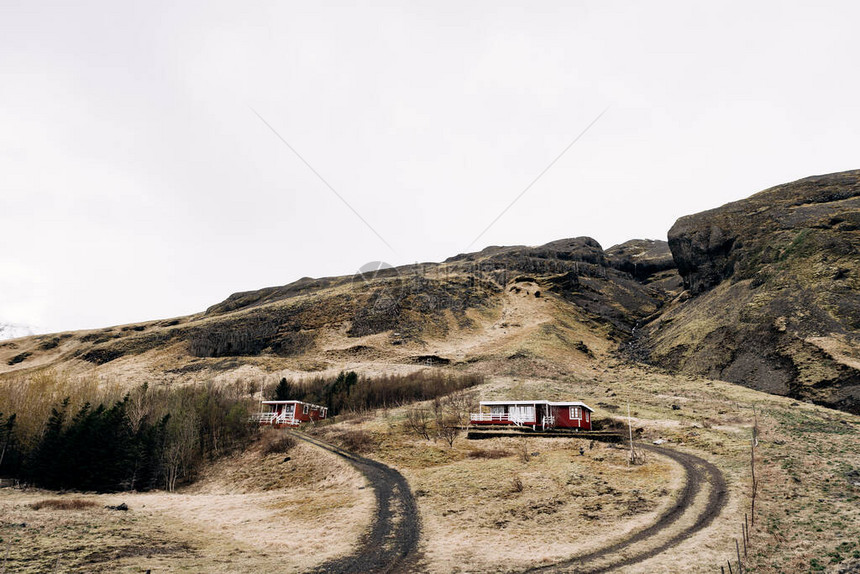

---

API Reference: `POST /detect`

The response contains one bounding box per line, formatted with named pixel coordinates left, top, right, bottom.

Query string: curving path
left=291, top=430, right=421, bottom=574
left=293, top=431, right=725, bottom=574
left=523, top=443, right=727, bottom=573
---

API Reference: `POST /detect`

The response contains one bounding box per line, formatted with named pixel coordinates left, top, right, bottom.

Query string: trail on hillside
left=291, top=431, right=421, bottom=574
left=523, top=443, right=727, bottom=574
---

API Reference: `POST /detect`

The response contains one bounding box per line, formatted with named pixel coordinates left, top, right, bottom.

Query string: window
left=509, top=405, right=535, bottom=421
left=570, top=406, right=581, bottom=419
left=303, top=404, right=309, bottom=415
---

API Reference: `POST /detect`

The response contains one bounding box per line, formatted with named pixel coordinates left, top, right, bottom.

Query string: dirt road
left=292, top=431, right=421, bottom=574
left=294, top=430, right=724, bottom=574
left=523, top=443, right=727, bottom=573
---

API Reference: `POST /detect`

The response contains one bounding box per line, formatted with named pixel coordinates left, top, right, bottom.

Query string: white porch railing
left=470, top=413, right=512, bottom=423
left=470, top=413, right=531, bottom=427
left=542, top=415, right=555, bottom=430
left=250, top=412, right=276, bottom=424
left=250, top=412, right=300, bottom=426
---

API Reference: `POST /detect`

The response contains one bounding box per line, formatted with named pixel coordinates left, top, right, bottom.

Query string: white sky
left=1, top=0, right=859, bottom=334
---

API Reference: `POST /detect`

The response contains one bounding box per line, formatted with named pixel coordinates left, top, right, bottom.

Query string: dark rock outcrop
left=606, top=239, right=682, bottom=291
left=644, top=170, right=860, bottom=413
left=669, top=170, right=860, bottom=295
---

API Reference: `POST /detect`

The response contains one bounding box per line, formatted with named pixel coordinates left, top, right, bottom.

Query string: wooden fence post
left=736, top=539, right=743, bottom=574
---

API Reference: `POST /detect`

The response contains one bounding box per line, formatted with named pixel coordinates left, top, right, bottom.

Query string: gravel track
left=294, top=431, right=725, bottom=574
left=292, top=431, right=421, bottom=574
left=523, top=443, right=727, bottom=573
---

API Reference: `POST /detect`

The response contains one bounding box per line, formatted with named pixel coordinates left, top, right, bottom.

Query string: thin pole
left=751, top=415, right=758, bottom=527
left=736, top=539, right=743, bottom=574
left=627, top=402, right=635, bottom=465
left=727, top=560, right=733, bottom=574
left=745, top=513, right=750, bottom=546
left=742, top=523, right=748, bottom=557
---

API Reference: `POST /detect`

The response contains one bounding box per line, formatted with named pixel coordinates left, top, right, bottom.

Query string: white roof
left=479, top=400, right=593, bottom=411
left=548, top=401, right=593, bottom=411
left=480, top=400, right=547, bottom=406
left=262, top=400, right=326, bottom=409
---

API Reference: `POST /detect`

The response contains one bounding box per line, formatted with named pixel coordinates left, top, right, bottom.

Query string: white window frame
left=303, top=404, right=310, bottom=415
left=569, top=406, right=581, bottom=419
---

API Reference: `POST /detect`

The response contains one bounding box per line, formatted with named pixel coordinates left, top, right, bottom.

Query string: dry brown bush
left=336, top=430, right=375, bottom=454
left=404, top=407, right=432, bottom=440
left=29, top=498, right=97, bottom=511
left=510, top=474, right=524, bottom=493
left=261, top=430, right=297, bottom=455
left=466, top=448, right=511, bottom=459
left=517, top=440, right=531, bottom=463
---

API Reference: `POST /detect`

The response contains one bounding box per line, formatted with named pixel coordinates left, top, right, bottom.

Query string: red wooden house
left=470, top=400, right=593, bottom=430
left=251, top=400, right=328, bottom=427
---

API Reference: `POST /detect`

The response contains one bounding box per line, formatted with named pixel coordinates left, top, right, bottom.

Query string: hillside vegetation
left=0, top=170, right=859, bottom=572
left=2, top=173, right=858, bottom=414
left=639, top=170, right=860, bottom=413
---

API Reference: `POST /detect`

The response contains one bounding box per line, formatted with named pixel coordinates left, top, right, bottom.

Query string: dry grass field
left=0, top=436, right=374, bottom=573
left=1, top=233, right=858, bottom=572
left=293, top=365, right=858, bottom=573
left=1, top=365, right=858, bottom=573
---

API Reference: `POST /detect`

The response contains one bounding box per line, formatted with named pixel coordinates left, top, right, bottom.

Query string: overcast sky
left=2, top=0, right=859, bottom=334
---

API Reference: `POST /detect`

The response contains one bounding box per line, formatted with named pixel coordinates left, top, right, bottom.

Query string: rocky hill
left=639, top=170, right=860, bottom=413
left=0, top=236, right=677, bottom=386
left=0, top=170, right=858, bottom=414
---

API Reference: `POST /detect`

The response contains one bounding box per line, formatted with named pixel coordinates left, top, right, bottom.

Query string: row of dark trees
left=270, top=371, right=484, bottom=416
left=0, top=383, right=257, bottom=492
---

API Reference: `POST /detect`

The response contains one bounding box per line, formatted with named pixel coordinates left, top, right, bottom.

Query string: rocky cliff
left=643, top=170, right=860, bottom=413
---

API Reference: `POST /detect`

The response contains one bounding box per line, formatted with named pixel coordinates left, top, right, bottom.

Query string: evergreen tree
left=0, top=412, right=18, bottom=474
left=28, top=398, right=70, bottom=489
left=273, top=378, right=292, bottom=400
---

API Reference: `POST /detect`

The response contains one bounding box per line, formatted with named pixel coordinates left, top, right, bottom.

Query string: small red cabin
left=470, top=400, right=593, bottom=430
left=251, top=400, right=328, bottom=427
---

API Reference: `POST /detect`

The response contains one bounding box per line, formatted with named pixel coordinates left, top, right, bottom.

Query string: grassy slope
left=2, top=366, right=856, bottom=572
left=0, top=437, right=374, bottom=573
left=308, top=362, right=859, bottom=573
left=0, top=224, right=857, bottom=571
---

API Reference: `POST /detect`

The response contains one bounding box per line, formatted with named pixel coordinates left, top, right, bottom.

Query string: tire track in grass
left=292, top=430, right=421, bottom=574
left=523, top=443, right=727, bottom=574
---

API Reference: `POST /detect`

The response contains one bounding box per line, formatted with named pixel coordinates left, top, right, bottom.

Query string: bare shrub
left=260, top=430, right=297, bottom=455
left=629, top=448, right=647, bottom=465
left=518, top=440, right=531, bottom=463
left=511, top=474, right=524, bottom=493
left=404, top=407, right=432, bottom=440
left=591, top=416, right=625, bottom=432
left=467, top=448, right=511, bottom=459
left=337, top=430, right=375, bottom=454
left=436, top=415, right=460, bottom=448
left=441, top=390, right=477, bottom=427
left=30, top=498, right=97, bottom=511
